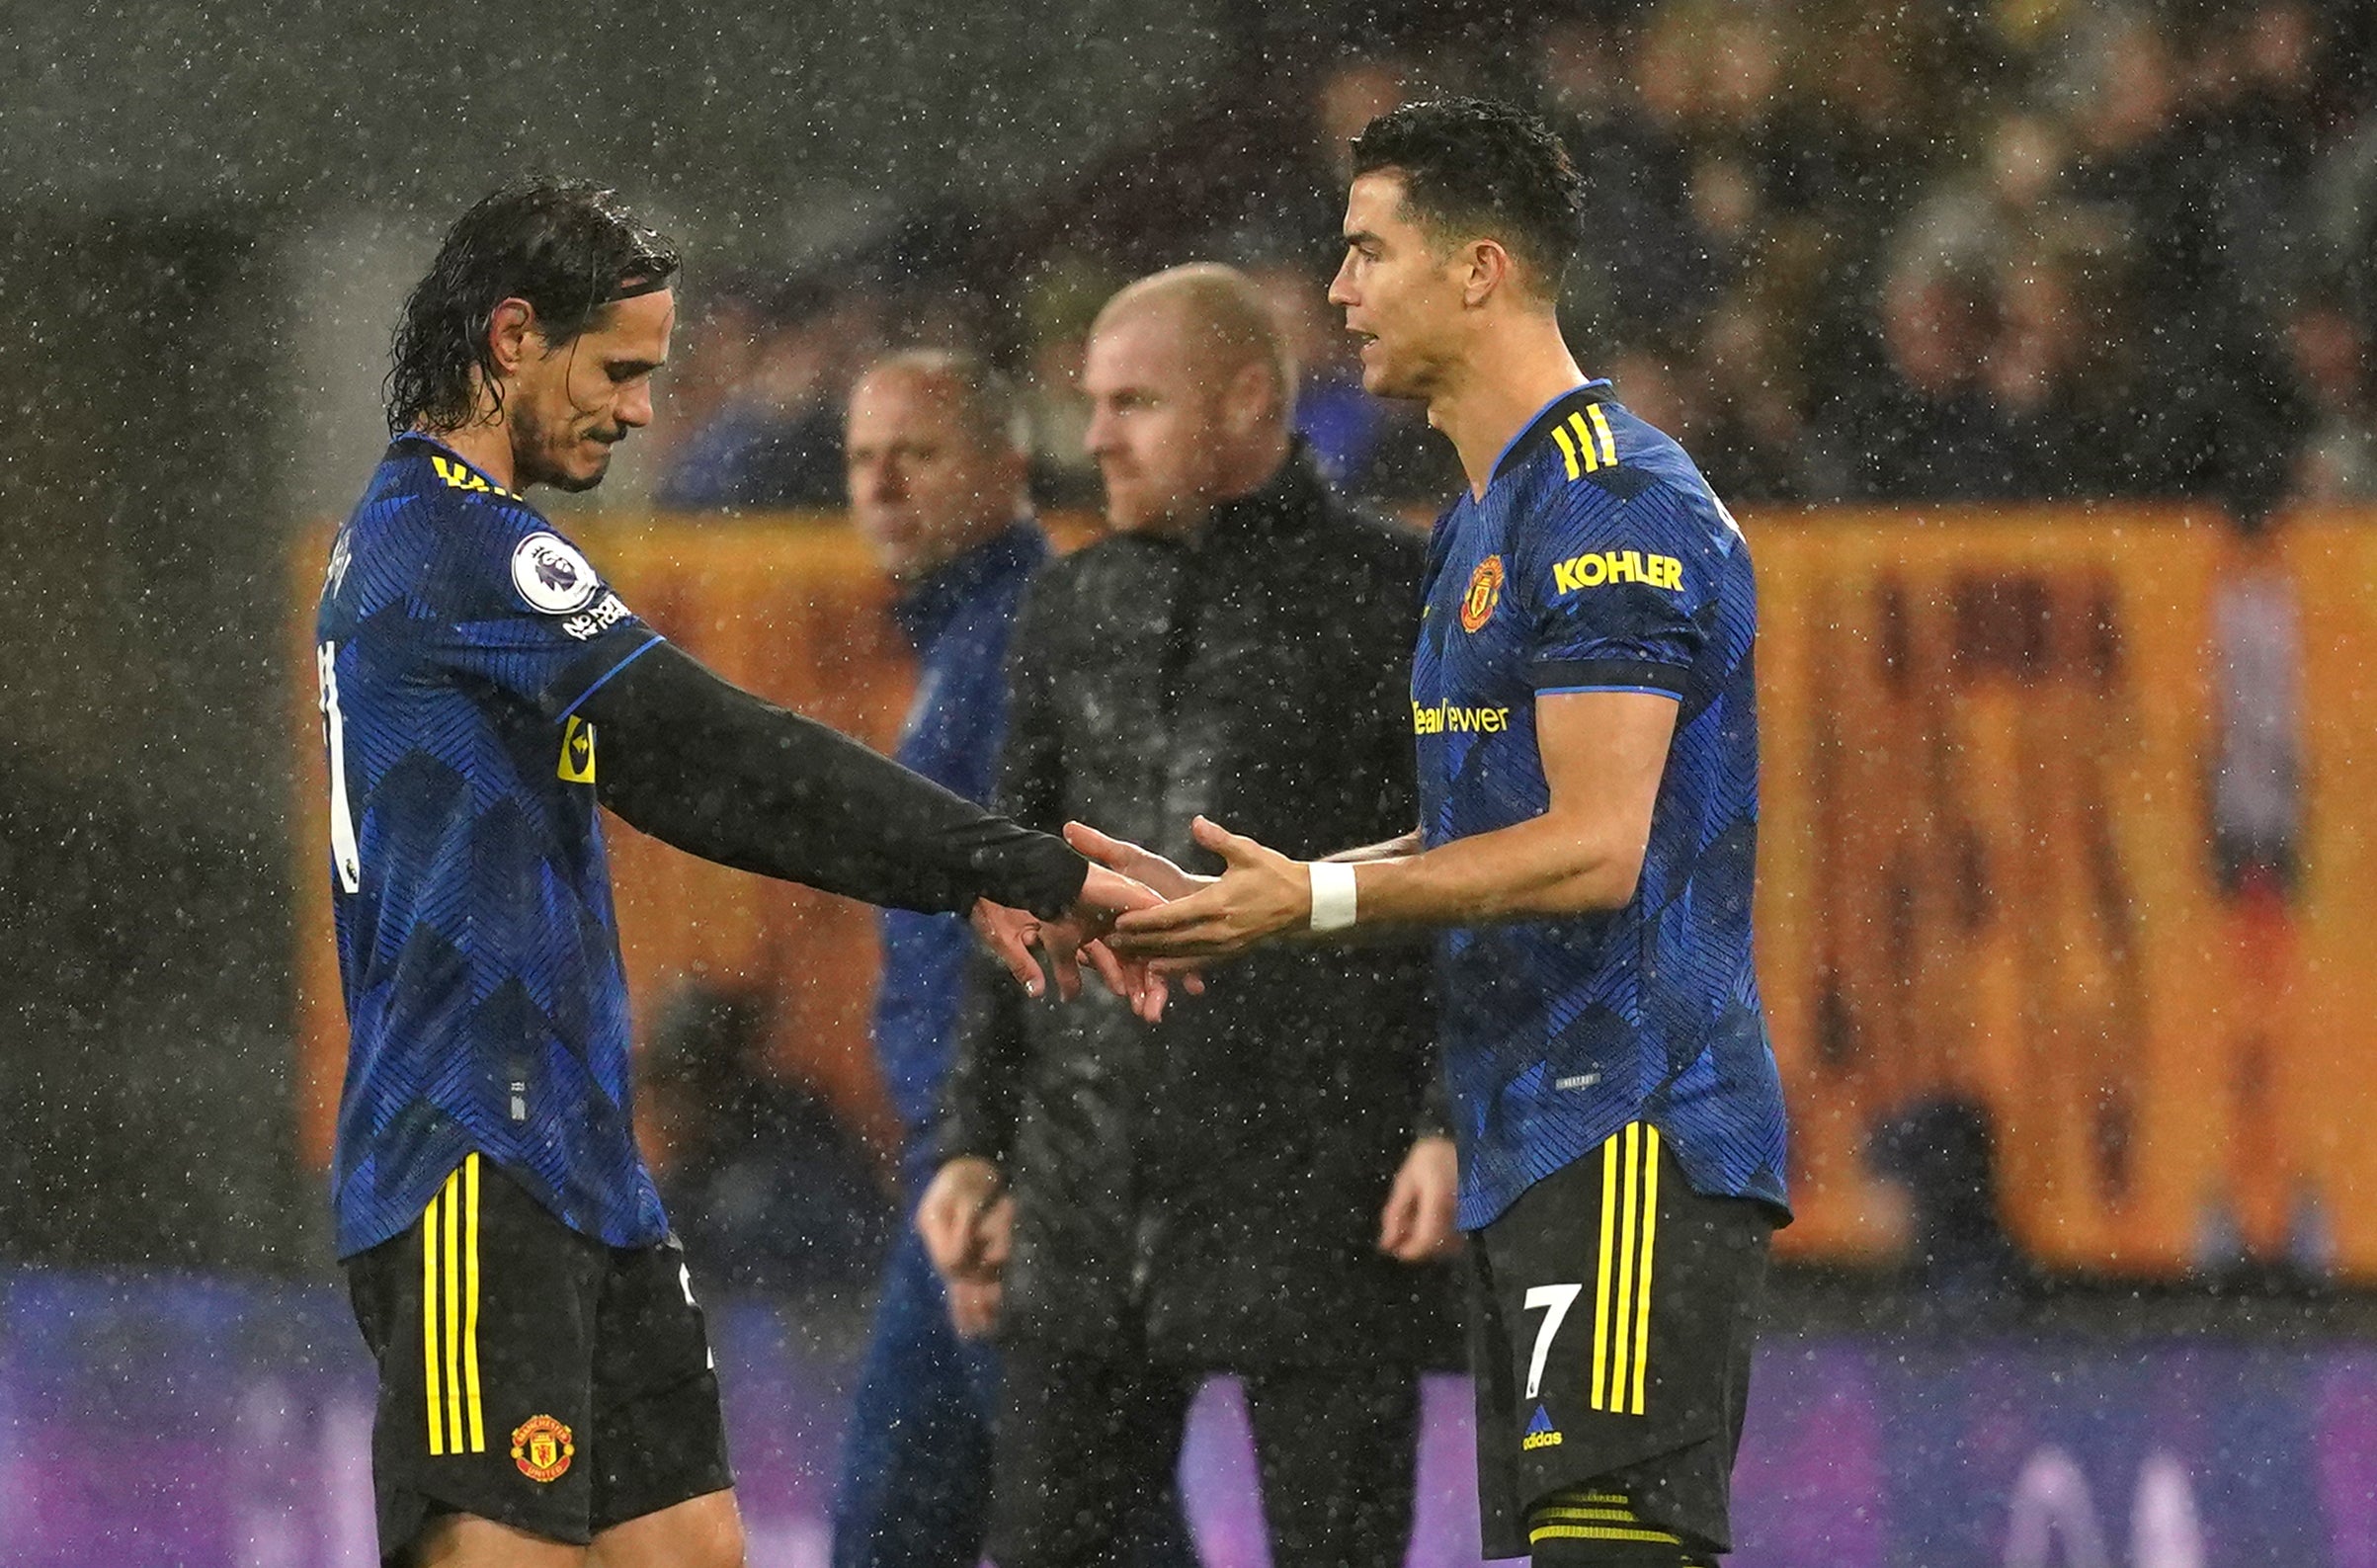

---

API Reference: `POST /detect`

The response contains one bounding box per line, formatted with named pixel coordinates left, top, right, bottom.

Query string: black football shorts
left=344, top=1153, right=733, bottom=1561
left=1468, top=1121, right=1773, bottom=1560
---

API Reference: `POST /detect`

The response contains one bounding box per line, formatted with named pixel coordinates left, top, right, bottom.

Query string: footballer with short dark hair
left=1087, top=98, right=1788, bottom=1567
left=318, top=179, right=1163, bottom=1568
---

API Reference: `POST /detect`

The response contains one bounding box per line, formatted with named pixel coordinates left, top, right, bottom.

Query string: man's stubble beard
left=1365, top=350, right=1433, bottom=405
left=544, top=458, right=610, bottom=495
left=515, top=399, right=612, bottom=494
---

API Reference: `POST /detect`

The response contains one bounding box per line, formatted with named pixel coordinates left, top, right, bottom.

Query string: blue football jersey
left=314, top=434, right=667, bottom=1258
left=1411, top=383, right=1788, bottom=1231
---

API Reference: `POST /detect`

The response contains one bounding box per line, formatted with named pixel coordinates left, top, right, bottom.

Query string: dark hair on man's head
left=1349, top=97, right=1585, bottom=295
left=384, top=179, right=681, bottom=435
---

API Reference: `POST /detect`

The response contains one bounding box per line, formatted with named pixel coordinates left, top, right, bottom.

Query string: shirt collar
left=1489, top=378, right=1615, bottom=486
left=1193, top=438, right=1328, bottom=545
left=891, top=520, right=1046, bottom=647
left=388, top=431, right=520, bottom=497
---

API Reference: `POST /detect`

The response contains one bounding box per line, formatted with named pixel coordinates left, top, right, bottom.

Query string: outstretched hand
left=968, top=863, right=1180, bottom=1021
left=1100, top=816, right=1310, bottom=967
left=1061, top=823, right=1209, bottom=899
left=1054, top=865, right=1177, bottom=1020
left=1063, top=823, right=1211, bottom=1002
left=969, top=898, right=1057, bottom=998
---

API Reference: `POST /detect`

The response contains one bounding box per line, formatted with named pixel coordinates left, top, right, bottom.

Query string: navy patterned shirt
left=1411, top=383, right=1788, bottom=1231
left=315, top=434, right=666, bottom=1257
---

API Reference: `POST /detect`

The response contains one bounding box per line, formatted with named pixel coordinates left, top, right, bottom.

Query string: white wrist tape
left=1307, top=861, right=1358, bottom=933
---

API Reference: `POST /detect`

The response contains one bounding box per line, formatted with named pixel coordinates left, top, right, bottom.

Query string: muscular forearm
left=585, top=640, right=1086, bottom=917
left=1324, top=828, right=1424, bottom=864
left=1333, top=810, right=1645, bottom=929
left=1103, top=692, right=1667, bottom=964
left=1338, top=690, right=1667, bottom=929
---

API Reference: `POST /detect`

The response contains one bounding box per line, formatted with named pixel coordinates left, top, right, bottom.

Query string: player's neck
left=1432, top=322, right=1587, bottom=500
left=419, top=419, right=522, bottom=494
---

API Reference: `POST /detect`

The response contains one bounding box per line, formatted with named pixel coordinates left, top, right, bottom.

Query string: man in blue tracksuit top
left=829, top=350, right=1188, bottom=1568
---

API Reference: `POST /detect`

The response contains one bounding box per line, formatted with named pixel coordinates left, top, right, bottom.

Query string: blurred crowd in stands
left=647, top=0, right=2377, bottom=522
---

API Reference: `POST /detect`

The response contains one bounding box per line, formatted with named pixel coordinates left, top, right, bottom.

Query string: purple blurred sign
left=2, top=1271, right=2370, bottom=1566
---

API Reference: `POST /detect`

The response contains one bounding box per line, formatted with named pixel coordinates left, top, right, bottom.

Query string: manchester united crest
left=511, top=1414, right=575, bottom=1483
left=1460, top=554, right=1505, bottom=633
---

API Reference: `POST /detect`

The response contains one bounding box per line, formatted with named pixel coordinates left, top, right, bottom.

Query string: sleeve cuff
left=973, top=831, right=1090, bottom=920
left=1530, top=656, right=1687, bottom=697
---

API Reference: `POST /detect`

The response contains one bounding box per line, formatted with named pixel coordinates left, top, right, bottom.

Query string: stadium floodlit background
left=8, top=0, right=2377, bottom=1562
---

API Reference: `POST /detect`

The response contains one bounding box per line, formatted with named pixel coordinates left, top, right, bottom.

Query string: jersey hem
left=333, top=1148, right=673, bottom=1261
left=1456, top=1116, right=1791, bottom=1234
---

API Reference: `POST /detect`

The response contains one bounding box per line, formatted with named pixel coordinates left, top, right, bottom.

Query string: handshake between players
left=970, top=814, right=1307, bottom=1020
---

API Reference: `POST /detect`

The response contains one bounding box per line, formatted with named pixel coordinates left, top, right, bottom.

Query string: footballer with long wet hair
left=319, top=180, right=1161, bottom=1568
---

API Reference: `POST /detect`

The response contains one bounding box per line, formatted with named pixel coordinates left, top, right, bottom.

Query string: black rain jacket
left=937, top=446, right=1450, bottom=1370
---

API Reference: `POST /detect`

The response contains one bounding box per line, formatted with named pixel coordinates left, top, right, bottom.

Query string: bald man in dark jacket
left=921, top=265, right=1454, bottom=1568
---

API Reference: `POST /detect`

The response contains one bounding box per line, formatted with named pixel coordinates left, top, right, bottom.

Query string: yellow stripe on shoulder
left=1550, top=422, right=1582, bottom=481
left=1587, top=402, right=1618, bottom=466
left=1549, top=402, right=1623, bottom=484
left=1568, top=411, right=1600, bottom=474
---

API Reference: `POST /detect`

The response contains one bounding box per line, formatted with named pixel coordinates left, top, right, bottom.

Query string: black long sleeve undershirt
left=579, top=639, right=1087, bottom=919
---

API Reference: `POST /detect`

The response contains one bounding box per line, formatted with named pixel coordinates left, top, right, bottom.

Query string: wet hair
left=384, top=179, right=681, bottom=435
left=1349, top=97, right=1585, bottom=297
left=857, top=348, right=1031, bottom=454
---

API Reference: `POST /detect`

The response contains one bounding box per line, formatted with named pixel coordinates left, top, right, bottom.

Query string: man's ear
left=486, top=296, right=539, bottom=376
left=1222, top=358, right=1283, bottom=438
left=1459, top=240, right=1513, bottom=308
